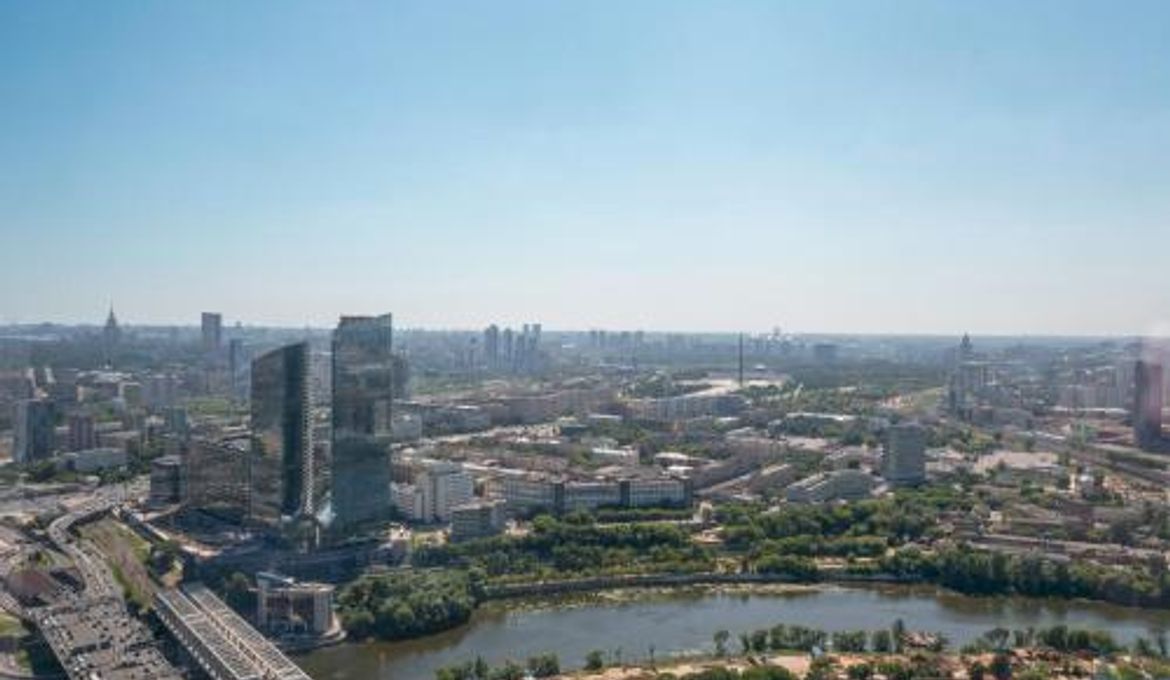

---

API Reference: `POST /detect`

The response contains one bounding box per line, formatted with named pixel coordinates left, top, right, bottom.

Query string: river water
left=298, top=585, right=1170, bottom=680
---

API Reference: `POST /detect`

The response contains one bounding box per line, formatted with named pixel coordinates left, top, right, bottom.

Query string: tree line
left=337, top=569, right=481, bottom=641
left=414, top=514, right=714, bottom=580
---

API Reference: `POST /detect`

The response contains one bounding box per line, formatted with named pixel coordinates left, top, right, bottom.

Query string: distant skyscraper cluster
left=482, top=322, right=541, bottom=373
left=587, top=329, right=644, bottom=355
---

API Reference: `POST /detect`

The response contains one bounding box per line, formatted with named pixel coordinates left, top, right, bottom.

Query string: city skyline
left=3, top=2, right=1170, bottom=335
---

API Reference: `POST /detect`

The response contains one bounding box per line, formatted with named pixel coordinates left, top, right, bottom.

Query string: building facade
left=1134, top=360, right=1164, bottom=450
left=67, top=413, right=97, bottom=452
left=330, top=314, right=394, bottom=531
left=183, top=437, right=250, bottom=521
left=150, top=455, right=183, bottom=506
left=883, top=422, right=927, bottom=487
left=201, top=312, right=223, bottom=353
left=450, top=500, right=506, bottom=542
left=13, top=399, right=55, bottom=464
left=255, top=572, right=334, bottom=637
left=250, top=342, right=313, bottom=530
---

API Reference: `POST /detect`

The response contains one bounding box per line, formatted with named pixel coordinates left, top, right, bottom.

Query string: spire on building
left=103, top=304, right=120, bottom=342
left=102, top=303, right=121, bottom=368
left=958, top=333, right=973, bottom=360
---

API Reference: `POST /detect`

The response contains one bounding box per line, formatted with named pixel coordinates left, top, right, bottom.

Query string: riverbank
left=299, top=583, right=1170, bottom=680
left=481, top=571, right=910, bottom=601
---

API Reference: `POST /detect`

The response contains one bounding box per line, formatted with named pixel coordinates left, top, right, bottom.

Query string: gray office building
left=330, top=314, right=394, bottom=532
left=250, top=342, right=313, bottom=530
left=1134, top=360, right=1164, bottom=450
left=883, top=422, right=927, bottom=487
left=201, top=312, right=223, bottom=353
left=14, top=400, right=55, bottom=463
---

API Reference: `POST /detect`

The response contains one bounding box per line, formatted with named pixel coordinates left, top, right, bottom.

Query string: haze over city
left=12, top=4, right=1170, bottom=680
left=3, top=1, right=1170, bottom=334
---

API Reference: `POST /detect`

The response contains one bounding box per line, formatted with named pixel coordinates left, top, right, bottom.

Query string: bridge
left=155, top=583, right=312, bottom=680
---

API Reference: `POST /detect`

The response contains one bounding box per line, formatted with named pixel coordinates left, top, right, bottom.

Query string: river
left=297, top=585, right=1170, bottom=680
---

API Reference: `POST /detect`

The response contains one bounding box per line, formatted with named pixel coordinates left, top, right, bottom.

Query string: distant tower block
left=883, top=422, right=927, bottom=487
left=1134, top=360, right=1164, bottom=450
left=201, top=312, right=223, bottom=353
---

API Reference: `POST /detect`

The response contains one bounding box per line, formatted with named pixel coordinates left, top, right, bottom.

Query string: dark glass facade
left=250, top=342, right=311, bottom=529
left=330, top=314, right=393, bottom=531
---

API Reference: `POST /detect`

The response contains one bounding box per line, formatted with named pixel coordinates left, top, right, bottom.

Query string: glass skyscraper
left=330, top=314, right=394, bottom=532
left=250, top=342, right=312, bottom=530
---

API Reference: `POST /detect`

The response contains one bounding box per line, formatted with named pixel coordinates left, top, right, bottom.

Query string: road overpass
left=30, top=490, right=181, bottom=680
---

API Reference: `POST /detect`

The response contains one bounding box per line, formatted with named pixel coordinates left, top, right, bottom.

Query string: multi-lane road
left=12, top=480, right=182, bottom=680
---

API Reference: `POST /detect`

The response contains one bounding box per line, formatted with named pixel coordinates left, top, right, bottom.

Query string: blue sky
left=2, top=1, right=1168, bottom=334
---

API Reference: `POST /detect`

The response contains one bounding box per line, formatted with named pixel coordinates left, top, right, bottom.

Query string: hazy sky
left=2, top=2, right=1169, bottom=335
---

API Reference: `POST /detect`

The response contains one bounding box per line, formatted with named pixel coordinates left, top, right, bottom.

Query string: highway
left=28, top=482, right=182, bottom=680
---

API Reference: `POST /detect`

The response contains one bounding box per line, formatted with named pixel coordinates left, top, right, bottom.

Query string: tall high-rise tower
left=201, top=312, right=223, bottom=353
left=1134, top=360, right=1164, bottom=450
left=14, top=400, right=55, bottom=463
left=330, top=314, right=394, bottom=532
left=483, top=324, right=500, bottom=369
left=250, top=342, right=312, bottom=530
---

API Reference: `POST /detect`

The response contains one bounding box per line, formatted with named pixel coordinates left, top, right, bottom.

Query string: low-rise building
left=746, top=463, right=798, bottom=494
left=58, top=447, right=127, bottom=473
left=391, top=412, right=423, bottom=442
left=785, top=469, right=876, bottom=504
left=390, top=482, right=426, bottom=521
left=621, top=476, right=690, bottom=507
left=500, top=474, right=559, bottom=514
left=255, top=572, right=334, bottom=637
left=563, top=481, right=621, bottom=512
left=591, top=447, right=638, bottom=466
left=450, top=500, right=506, bottom=542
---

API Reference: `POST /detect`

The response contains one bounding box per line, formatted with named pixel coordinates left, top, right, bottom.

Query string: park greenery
left=720, top=488, right=970, bottom=561
left=337, top=569, right=481, bottom=641
left=334, top=483, right=1170, bottom=645
left=414, top=514, right=714, bottom=580
left=435, top=653, right=561, bottom=680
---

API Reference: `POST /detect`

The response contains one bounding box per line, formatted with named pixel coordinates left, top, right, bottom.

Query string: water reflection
left=299, top=585, right=1170, bottom=680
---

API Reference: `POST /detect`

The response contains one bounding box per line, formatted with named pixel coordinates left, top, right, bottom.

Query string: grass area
left=886, top=386, right=944, bottom=415
left=80, top=519, right=156, bottom=610
left=0, top=612, right=25, bottom=637
left=183, top=396, right=240, bottom=418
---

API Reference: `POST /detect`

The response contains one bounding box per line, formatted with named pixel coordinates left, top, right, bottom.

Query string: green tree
left=891, top=619, right=906, bottom=654
left=870, top=629, right=892, bottom=653
left=714, top=630, right=730, bottom=657
left=526, top=653, right=559, bottom=678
